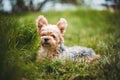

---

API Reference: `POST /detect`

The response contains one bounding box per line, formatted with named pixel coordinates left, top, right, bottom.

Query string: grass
left=0, top=10, right=120, bottom=80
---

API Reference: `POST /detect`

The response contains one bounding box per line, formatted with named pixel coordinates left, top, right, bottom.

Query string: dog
left=36, top=15, right=100, bottom=63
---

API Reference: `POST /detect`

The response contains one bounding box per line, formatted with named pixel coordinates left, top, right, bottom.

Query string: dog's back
left=57, top=45, right=100, bottom=63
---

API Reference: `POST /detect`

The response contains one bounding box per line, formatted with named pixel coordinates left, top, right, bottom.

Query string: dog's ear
left=57, top=18, right=67, bottom=35
left=36, top=15, right=48, bottom=33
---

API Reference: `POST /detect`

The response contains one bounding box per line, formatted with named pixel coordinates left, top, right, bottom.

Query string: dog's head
left=36, top=15, right=67, bottom=49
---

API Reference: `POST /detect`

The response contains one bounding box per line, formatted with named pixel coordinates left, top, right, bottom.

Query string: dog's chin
left=42, top=43, right=51, bottom=47
left=41, top=42, right=57, bottom=49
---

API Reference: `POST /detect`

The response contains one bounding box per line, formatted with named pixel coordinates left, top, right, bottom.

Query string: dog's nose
left=44, top=38, right=49, bottom=43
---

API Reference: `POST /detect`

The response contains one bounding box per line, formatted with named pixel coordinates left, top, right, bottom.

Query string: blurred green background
left=0, top=0, right=120, bottom=80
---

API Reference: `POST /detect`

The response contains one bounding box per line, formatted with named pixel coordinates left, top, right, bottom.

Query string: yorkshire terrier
left=36, top=15, right=100, bottom=63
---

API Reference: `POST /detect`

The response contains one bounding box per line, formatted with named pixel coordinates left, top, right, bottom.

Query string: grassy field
left=0, top=10, right=120, bottom=80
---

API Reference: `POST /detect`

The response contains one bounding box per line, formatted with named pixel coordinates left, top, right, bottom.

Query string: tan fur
left=36, top=15, right=67, bottom=62
left=56, top=18, right=67, bottom=35
left=89, top=55, right=100, bottom=63
left=36, top=16, right=48, bottom=34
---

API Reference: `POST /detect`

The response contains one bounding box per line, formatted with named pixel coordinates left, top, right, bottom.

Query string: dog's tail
left=89, top=54, right=100, bottom=63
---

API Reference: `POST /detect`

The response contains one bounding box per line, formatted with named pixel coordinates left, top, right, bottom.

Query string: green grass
left=0, top=10, right=120, bottom=80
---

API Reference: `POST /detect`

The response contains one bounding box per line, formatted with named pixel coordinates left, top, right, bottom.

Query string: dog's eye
left=51, top=35, right=55, bottom=38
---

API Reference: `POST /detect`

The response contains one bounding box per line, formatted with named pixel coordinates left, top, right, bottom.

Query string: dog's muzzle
left=44, top=38, right=50, bottom=45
